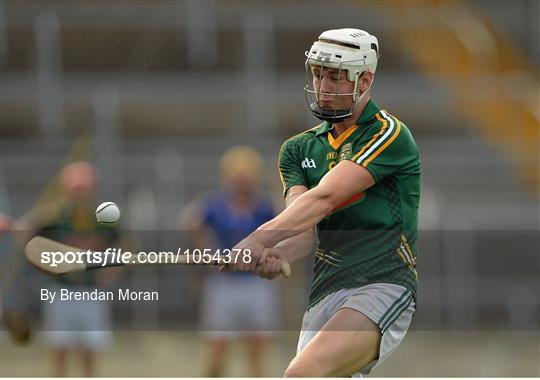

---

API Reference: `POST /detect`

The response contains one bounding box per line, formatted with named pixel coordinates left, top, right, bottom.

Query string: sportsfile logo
left=39, top=248, right=252, bottom=268
left=301, top=157, right=316, bottom=169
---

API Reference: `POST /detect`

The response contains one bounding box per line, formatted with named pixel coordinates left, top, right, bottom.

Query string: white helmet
left=304, top=28, right=379, bottom=122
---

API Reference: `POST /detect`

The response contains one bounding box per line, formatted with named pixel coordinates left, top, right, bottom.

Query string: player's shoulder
left=184, top=190, right=225, bottom=215
left=280, top=124, right=321, bottom=152
left=361, top=109, right=417, bottom=149
left=200, top=190, right=227, bottom=206
left=29, top=202, right=63, bottom=227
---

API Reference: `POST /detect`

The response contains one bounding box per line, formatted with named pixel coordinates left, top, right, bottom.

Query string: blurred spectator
left=7, top=161, right=120, bottom=377
left=179, top=146, right=280, bottom=377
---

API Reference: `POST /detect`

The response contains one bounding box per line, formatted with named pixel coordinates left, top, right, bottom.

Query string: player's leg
left=78, top=300, right=113, bottom=377
left=284, top=308, right=380, bottom=377
left=242, top=278, right=278, bottom=377
left=80, top=348, right=95, bottom=377
left=199, top=275, right=239, bottom=376
left=245, top=334, right=265, bottom=377
left=287, top=284, right=415, bottom=377
left=51, top=347, right=68, bottom=377
left=42, top=292, right=74, bottom=377
left=205, top=337, right=230, bottom=377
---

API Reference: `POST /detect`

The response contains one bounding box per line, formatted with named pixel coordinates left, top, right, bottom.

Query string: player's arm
left=253, top=185, right=316, bottom=279
left=11, top=202, right=60, bottom=250
left=233, top=160, right=374, bottom=272
left=267, top=185, right=316, bottom=263
left=254, top=160, right=373, bottom=247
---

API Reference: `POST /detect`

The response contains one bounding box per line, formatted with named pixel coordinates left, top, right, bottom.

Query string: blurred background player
left=179, top=146, right=279, bottom=377
left=12, top=161, right=120, bottom=377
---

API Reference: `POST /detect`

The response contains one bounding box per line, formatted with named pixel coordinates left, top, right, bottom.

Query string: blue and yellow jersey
left=201, top=191, right=275, bottom=275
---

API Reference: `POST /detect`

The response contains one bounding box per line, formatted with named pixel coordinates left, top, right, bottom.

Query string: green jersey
left=278, top=100, right=421, bottom=308
left=39, top=205, right=119, bottom=286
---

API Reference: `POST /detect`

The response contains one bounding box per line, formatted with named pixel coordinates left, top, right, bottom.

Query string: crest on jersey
left=338, top=143, right=352, bottom=161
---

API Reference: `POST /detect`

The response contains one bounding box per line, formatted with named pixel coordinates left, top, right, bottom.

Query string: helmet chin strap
left=309, top=103, right=351, bottom=124
left=351, top=72, right=373, bottom=112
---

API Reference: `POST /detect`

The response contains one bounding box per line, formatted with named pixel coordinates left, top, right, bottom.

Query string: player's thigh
left=286, top=308, right=380, bottom=377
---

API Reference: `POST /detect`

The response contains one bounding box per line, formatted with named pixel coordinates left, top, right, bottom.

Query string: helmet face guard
left=304, top=55, right=364, bottom=123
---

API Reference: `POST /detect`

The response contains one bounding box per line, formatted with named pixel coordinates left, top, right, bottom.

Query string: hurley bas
left=41, top=288, right=159, bottom=303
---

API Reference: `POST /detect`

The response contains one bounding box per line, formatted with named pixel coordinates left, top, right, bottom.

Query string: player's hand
left=254, top=248, right=286, bottom=280
left=221, top=235, right=266, bottom=273
left=3, top=308, right=32, bottom=345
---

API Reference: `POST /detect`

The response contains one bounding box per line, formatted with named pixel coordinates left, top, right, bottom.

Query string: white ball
left=96, top=202, right=121, bottom=224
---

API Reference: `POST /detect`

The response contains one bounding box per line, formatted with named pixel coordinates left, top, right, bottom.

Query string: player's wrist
left=250, top=230, right=275, bottom=249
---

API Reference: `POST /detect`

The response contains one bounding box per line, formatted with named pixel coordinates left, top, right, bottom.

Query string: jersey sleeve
left=350, top=113, right=419, bottom=183
left=278, top=137, right=307, bottom=197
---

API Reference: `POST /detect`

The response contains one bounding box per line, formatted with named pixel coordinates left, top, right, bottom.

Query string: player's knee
left=283, top=365, right=306, bottom=377
left=284, top=362, right=321, bottom=377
